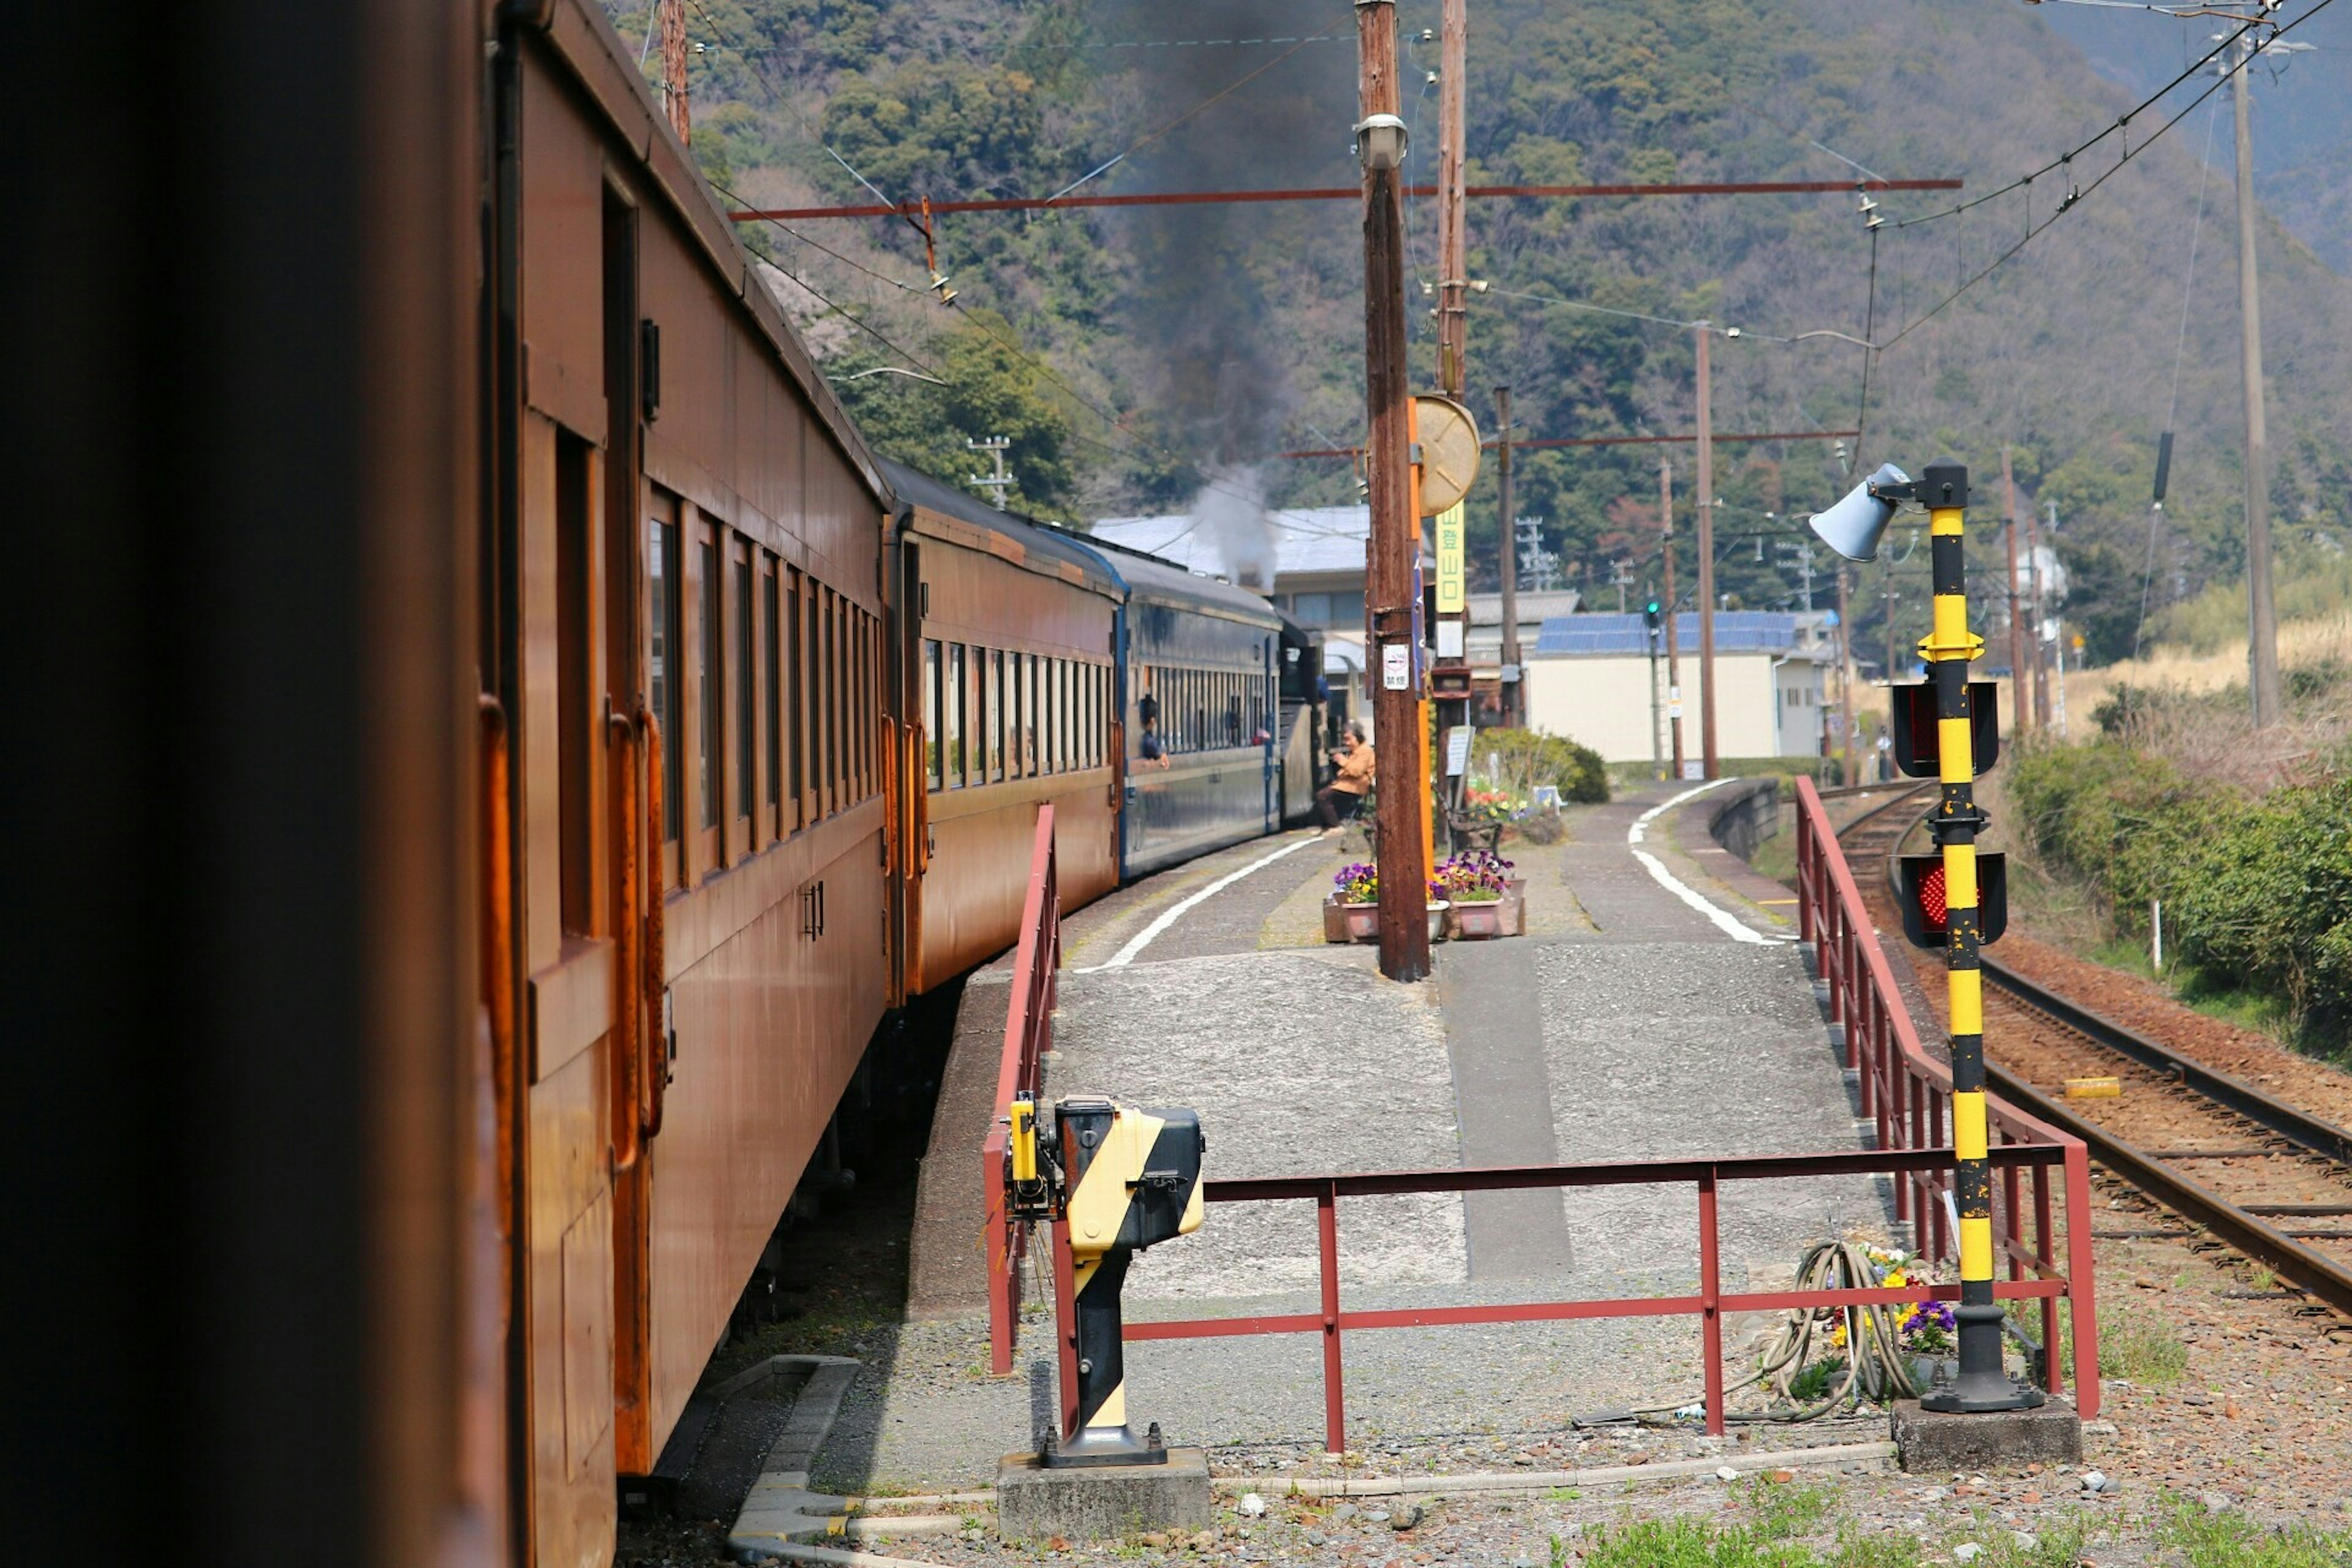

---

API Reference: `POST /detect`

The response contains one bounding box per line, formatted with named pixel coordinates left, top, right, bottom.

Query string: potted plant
left=1434, top=851, right=1522, bottom=938
left=1326, top=862, right=1381, bottom=943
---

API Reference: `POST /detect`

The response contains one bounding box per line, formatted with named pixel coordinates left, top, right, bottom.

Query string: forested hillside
left=617, top=0, right=2352, bottom=666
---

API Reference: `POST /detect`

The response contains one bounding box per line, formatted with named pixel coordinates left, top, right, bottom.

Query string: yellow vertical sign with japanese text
left=1435, top=501, right=1466, bottom=613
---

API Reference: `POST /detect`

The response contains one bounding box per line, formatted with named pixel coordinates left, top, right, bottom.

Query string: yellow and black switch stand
left=1909, top=461, right=2043, bottom=1415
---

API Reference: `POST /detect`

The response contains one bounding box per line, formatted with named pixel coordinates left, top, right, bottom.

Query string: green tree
left=828, top=311, right=1076, bottom=514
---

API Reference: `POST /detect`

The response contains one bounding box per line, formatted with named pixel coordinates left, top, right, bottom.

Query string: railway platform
left=832, top=779, right=1957, bottom=1491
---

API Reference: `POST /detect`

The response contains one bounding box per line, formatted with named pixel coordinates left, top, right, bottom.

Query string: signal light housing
left=1897, top=852, right=2008, bottom=949
left=1891, top=681, right=2000, bottom=778
left=1642, top=599, right=1663, bottom=636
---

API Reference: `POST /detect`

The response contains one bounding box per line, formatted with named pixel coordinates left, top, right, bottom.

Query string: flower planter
left=1325, top=899, right=1381, bottom=944
left=1427, top=901, right=1450, bottom=942
left=1449, top=899, right=1508, bottom=940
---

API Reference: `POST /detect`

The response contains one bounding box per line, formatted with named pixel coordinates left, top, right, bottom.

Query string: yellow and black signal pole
left=1913, top=461, right=2042, bottom=1414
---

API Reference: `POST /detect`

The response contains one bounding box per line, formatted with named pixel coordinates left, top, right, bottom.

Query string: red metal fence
left=988, top=784, right=2099, bottom=1449
left=984, top=805, right=1060, bottom=1377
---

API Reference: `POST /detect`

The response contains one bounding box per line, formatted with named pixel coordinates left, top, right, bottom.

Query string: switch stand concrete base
left=995, top=1447, right=1212, bottom=1542
left=1891, top=1398, right=2081, bottom=1472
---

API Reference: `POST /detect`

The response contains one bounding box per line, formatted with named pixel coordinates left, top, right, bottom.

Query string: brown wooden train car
left=489, top=5, right=894, bottom=1562
left=883, top=461, right=1125, bottom=993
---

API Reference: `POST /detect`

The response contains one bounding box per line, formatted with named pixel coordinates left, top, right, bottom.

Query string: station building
left=1525, top=611, right=1835, bottom=764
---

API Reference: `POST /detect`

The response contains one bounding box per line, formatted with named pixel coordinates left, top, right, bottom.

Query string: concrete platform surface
left=832, top=780, right=1899, bottom=1491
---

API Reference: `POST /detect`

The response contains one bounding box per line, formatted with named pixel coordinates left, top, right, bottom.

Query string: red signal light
left=1896, top=853, right=2008, bottom=951
left=1917, top=864, right=1948, bottom=927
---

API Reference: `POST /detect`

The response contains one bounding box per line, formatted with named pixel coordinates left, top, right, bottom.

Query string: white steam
left=1190, top=466, right=1277, bottom=592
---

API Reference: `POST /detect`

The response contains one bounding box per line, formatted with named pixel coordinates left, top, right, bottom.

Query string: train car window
left=698, top=534, right=722, bottom=834
left=735, top=547, right=755, bottom=845
left=944, top=644, right=966, bottom=787
left=924, top=641, right=942, bottom=789
left=649, top=511, right=682, bottom=845
left=556, top=432, right=594, bottom=935
left=821, top=587, right=839, bottom=817
left=1091, top=664, right=1104, bottom=767
left=1005, top=651, right=1022, bottom=779
left=858, top=609, right=873, bottom=799
left=786, top=568, right=804, bottom=829
left=983, top=649, right=1001, bottom=782
left=1030, top=654, right=1045, bottom=778
left=764, top=559, right=782, bottom=832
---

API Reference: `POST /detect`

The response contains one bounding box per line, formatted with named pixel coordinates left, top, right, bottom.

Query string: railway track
left=1831, top=789, right=2352, bottom=1325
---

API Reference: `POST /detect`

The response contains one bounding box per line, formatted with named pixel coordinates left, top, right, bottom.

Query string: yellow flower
left=1830, top=1321, right=1848, bottom=1348
left=1881, top=1270, right=1909, bottom=1289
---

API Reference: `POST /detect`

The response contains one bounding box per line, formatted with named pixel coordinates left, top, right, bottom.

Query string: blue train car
left=1099, top=545, right=1286, bottom=878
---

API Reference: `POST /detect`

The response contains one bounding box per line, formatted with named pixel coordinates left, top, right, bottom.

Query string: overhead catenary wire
left=1868, top=0, right=2335, bottom=355
left=1890, top=11, right=2270, bottom=230
left=1040, top=31, right=1324, bottom=203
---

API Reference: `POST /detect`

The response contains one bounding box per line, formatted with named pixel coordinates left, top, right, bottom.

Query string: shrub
left=1475, top=726, right=1609, bottom=804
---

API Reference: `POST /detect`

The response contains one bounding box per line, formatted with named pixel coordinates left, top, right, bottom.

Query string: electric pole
left=1436, top=0, right=1469, bottom=398
left=2031, top=500, right=2052, bottom=726
left=2003, top=446, right=2029, bottom=734
left=1496, top=385, right=1521, bottom=725
left=1610, top=559, right=1634, bottom=613
left=1694, top=323, right=1719, bottom=778
left=1835, top=565, right=1855, bottom=785
left=1662, top=458, right=1684, bottom=778
left=2231, top=32, right=2283, bottom=727
left=1356, top=0, right=1428, bottom=982
left=967, top=435, right=1012, bottom=509
left=658, top=0, right=690, bottom=143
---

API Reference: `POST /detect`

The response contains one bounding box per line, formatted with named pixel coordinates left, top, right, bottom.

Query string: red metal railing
left=1080, top=782, right=2100, bottom=1453
left=985, top=804, right=1060, bottom=1377
left=1128, top=1145, right=2081, bottom=1453
left=1791, top=774, right=2100, bottom=1413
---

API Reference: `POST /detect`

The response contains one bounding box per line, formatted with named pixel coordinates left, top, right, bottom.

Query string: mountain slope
left=633, top=0, right=2352, bottom=666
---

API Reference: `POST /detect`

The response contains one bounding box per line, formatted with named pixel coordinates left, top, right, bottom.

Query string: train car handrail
left=985, top=804, right=1059, bottom=1375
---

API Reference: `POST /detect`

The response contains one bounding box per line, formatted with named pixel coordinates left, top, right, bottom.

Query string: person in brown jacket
left=1316, top=721, right=1375, bottom=833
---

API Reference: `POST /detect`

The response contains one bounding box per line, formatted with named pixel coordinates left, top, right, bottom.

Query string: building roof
left=1089, top=505, right=1370, bottom=581
left=1467, top=589, right=1581, bottom=625
left=1534, top=611, right=1816, bottom=657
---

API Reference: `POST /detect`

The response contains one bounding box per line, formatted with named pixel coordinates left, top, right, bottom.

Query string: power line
left=1041, top=32, right=1324, bottom=203
left=1892, top=8, right=2278, bottom=230
left=726, top=178, right=1965, bottom=222
left=1871, top=0, right=2335, bottom=353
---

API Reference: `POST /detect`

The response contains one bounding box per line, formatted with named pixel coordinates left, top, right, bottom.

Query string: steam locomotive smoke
left=1189, top=465, right=1276, bottom=592
left=1099, top=2, right=1352, bottom=587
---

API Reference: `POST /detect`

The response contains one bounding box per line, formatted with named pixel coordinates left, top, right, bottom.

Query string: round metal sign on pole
left=1412, top=394, right=1481, bottom=515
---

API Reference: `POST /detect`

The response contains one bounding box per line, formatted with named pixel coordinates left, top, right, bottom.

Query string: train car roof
left=1036, top=521, right=1284, bottom=630
left=881, top=459, right=1122, bottom=599
left=532, top=0, right=886, bottom=506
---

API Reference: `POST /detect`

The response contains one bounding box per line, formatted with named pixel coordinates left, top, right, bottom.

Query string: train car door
left=505, top=151, right=658, bottom=1568
left=892, top=534, right=924, bottom=1002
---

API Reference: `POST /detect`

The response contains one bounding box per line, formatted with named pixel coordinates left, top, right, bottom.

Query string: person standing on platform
left=1316, top=721, right=1375, bottom=834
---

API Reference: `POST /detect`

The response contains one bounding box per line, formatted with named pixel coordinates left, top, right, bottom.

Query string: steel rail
left=1980, top=960, right=2352, bottom=1168
left=1978, top=1066, right=2352, bottom=1317
left=1841, top=794, right=2352, bottom=1319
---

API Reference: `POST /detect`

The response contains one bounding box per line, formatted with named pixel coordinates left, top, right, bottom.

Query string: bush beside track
left=2004, top=734, right=2352, bottom=1060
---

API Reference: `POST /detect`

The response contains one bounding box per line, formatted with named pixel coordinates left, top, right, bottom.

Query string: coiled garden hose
left=1576, top=1240, right=1927, bottom=1428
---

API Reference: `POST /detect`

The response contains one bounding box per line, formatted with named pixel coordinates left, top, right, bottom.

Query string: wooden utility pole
left=1694, top=323, right=1719, bottom=778
left=1496, top=385, right=1521, bottom=726
left=1436, top=0, right=1469, bottom=396
left=1834, top=565, right=1855, bottom=785
left=658, top=0, right=690, bottom=144
left=2027, top=501, right=2051, bottom=725
left=2231, top=34, right=2283, bottom=727
left=1358, top=0, right=1428, bottom=982
left=2003, top=446, right=2029, bottom=735
left=1661, top=458, right=1684, bottom=777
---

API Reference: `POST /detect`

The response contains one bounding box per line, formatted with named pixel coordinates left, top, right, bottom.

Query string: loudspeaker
left=1807, top=461, right=1912, bottom=562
